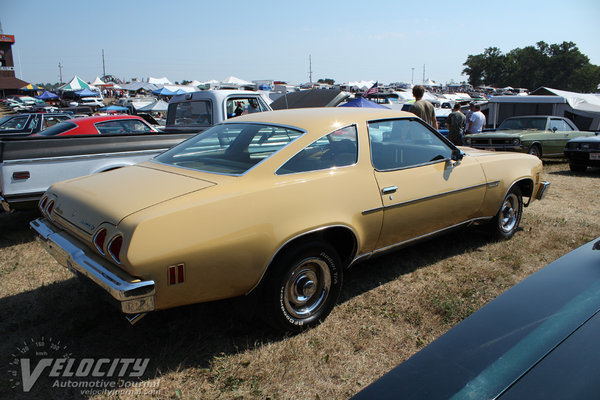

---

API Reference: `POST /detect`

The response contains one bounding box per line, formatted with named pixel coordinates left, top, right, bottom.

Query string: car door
left=546, top=118, right=575, bottom=156
left=368, top=118, right=487, bottom=250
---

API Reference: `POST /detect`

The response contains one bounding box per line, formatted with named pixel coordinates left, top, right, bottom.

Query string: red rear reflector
left=168, top=264, right=185, bottom=285
left=169, top=267, right=176, bottom=285
left=13, top=171, right=30, bottom=180
left=177, top=264, right=184, bottom=283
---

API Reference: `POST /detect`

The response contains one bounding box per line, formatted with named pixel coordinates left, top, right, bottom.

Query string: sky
left=2, top=0, right=599, bottom=86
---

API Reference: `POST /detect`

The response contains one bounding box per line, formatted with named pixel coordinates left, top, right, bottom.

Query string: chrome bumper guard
left=535, top=181, right=551, bottom=201
left=30, top=217, right=156, bottom=314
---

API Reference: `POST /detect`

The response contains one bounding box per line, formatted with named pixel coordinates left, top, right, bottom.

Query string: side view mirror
left=552, top=127, right=558, bottom=133
left=451, top=148, right=464, bottom=161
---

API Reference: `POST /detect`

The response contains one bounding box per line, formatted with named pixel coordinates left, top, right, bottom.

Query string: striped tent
left=22, top=83, right=44, bottom=91
left=59, top=75, right=92, bottom=91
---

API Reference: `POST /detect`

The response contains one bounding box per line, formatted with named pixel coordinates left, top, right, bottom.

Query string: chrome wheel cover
left=500, top=193, right=519, bottom=233
left=283, top=257, right=331, bottom=319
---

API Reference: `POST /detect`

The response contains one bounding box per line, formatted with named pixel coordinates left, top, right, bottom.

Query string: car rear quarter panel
left=122, top=165, right=384, bottom=310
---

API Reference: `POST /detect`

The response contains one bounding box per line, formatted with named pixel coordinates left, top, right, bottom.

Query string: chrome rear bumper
left=30, top=217, right=156, bottom=314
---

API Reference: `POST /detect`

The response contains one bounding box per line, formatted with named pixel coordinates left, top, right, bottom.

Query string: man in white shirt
left=467, top=103, right=486, bottom=133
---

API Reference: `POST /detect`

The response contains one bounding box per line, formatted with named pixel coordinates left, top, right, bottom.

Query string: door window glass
left=368, top=119, right=452, bottom=170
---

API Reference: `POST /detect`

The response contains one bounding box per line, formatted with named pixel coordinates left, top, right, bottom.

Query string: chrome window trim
left=274, top=123, right=360, bottom=176
left=361, top=182, right=490, bottom=215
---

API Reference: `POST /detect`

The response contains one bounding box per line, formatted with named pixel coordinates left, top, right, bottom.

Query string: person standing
left=408, top=85, right=438, bottom=129
left=446, top=103, right=466, bottom=145
left=467, top=103, right=486, bottom=133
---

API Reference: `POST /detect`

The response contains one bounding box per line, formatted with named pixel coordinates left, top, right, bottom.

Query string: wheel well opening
left=272, top=227, right=357, bottom=270
left=515, top=179, right=534, bottom=200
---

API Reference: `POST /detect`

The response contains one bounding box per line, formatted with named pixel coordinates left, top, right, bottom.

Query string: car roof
left=226, top=107, right=413, bottom=135
left=70, top=115, right=144, bottom=124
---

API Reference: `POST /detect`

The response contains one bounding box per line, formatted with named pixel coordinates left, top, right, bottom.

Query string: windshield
left=498, top=117, right=546, bottom=131
left=155, top=123, right=304, bottom=175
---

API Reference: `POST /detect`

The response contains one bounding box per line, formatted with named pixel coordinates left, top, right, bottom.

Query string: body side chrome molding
left=362, top=182, right=490, bottom=215
left=3, top=148, right=167, bottom=165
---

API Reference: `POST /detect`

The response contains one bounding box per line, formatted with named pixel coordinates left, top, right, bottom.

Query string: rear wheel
left=488, top=186, right=523, bottom=239
left=569, top=162, right=587, bottom=173
left=261, top=241, right=343, bottom=332
left=528, top=144, right=541, bottom=158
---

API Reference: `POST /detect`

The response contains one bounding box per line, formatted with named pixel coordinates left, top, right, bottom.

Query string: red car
left=33, top=115, right=158, bottom=136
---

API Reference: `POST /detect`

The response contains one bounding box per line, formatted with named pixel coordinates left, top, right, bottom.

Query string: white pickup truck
left=0, top=90, right=272, bottom=212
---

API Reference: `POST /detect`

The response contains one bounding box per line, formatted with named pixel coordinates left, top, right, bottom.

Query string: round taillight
left=108, top=235, right=123, bottom=264
left=46, top=200, right=55, bottom=216
left=94, top=228, right=108, bottom=255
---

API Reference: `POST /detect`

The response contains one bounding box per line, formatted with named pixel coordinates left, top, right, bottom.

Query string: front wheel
left=528, top=144, right=541, bottom=158
left=261, top=241, right=343, bottom=332
left=488, top=186, right=523, bottom=239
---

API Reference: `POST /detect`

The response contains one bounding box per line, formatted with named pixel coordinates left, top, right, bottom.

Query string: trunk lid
left=50, top=164, right=216, bottom=233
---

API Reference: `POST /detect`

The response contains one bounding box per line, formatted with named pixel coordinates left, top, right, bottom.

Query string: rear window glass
left=95, top=119, right=152, bottom=134
left=168, top=100, right=213, bottom=126
left=37, top=121, right=78, bottom=136
left=155, top=123, right=303, bottom=175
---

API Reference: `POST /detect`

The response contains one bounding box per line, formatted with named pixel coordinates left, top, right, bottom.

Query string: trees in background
left=463, top=41, right=600, bottom=92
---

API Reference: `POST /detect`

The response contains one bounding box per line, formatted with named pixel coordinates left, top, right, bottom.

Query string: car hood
left=466, top=130, right=528, bottom=139
left=568, top=135, right=600, bottom=143
left=49, top=164, right=216, bottom=233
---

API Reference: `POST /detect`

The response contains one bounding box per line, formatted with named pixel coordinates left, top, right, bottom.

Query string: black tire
left=528, top=144, right=541, bottom=158
left=488, top=185, right=523, bottom=239
left=261, top=241, right=343, bottom=332
left=569, top=162, right=587, bottom=173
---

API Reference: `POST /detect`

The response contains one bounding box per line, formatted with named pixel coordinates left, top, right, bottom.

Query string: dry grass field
left=1, top=161, right=598, bottom=400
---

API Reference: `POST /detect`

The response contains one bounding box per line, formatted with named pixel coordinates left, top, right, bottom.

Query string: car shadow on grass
left=0, top=209, right=38, bottom=250
left=0, top=225, right=500, bottom=399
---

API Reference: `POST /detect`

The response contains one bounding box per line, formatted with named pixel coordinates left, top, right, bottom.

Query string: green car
left=465, top=116, right=595, bottom=157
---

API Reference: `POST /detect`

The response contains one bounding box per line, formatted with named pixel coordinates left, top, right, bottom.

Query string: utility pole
left=411, top=68, right=415, bottom=85
left=58, top=62, right=63, bottom=84
left=308, top=55, right=313, bottom=85
left=102, top=49, right=106, bottom=78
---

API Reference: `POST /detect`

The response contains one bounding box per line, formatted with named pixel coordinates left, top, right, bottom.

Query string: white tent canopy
left=221, top=76, right=254, bottom=86
left=343, top=80, right=376, bottom=90
left=91, top=76, right=106, bottom=86
left=148, top=77, right=172, bottom=85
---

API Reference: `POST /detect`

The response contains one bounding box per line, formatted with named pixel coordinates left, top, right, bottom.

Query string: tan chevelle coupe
left=31, top=108, right=550, bottom=331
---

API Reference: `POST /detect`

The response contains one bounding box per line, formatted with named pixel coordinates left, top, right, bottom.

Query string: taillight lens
left=47, top=200, right=55, bottom=216
left=108, top=235, right=123, bottom=263
left=94, top=228, right=108, bottom=254
left=39, top=197, right=48, bottom=213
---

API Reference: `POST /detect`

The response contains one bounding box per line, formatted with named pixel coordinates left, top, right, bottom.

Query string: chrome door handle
left=382, top=186, right=398, bottom=194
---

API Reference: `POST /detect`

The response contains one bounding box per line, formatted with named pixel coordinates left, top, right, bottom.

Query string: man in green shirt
left=446, top=103, right=466, bottom=145
left=408, top=85, right=438, bottom=129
